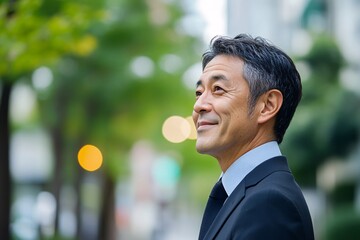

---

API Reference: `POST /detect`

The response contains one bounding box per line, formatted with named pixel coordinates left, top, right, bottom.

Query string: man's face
left=192, top=55, right=259, bottom=161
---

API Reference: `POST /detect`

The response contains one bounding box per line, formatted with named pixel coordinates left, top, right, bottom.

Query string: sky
left=196, top=0, right=227, bottom=43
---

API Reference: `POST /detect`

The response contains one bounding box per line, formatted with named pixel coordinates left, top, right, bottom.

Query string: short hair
left=202, top=34, right=302, bottom=143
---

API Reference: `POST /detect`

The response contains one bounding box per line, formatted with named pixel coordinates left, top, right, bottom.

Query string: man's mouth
left=197, top=121, right=217, bottom=131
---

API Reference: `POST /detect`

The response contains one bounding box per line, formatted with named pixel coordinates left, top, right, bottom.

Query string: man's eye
left=195, top=91, right=202, bottom=97
left=214, top=86, right=224, bottom=92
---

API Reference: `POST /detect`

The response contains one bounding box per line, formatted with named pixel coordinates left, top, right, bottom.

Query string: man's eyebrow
left=211, top=74, right=228, bottom=81
left=196, top=74, right=228, bottom=88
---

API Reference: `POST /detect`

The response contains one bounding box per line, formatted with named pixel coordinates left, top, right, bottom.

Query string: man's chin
left=195, top=141, right=212, bottom=154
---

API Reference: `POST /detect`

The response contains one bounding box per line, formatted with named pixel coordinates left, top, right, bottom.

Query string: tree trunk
left=0, top=81, right=13, bottom=240
left=51, top=126, right=63, bottom=237
left=50, top=88, right=67, bottom=237
left=98, top=174, right=116, bottom=240
left=75, top=160, right=84, bottom=240
left=0, top=1, right=17, bottom=238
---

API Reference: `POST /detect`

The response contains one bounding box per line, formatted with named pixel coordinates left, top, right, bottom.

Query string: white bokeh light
left=159, top=54, right=183, bottom=73
left=130, top=56, right=155, bottom=78
left=32, top=66, right=53, bottom=91
left=182, top=62, right=202, bottom=90
left=10, top=83, right=37, bottom=124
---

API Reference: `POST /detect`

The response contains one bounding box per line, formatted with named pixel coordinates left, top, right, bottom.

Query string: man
left=193, top=34, right=314, bottom=240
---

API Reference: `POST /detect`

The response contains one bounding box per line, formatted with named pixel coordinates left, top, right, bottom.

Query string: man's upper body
left=192, top=34, right=315, bottom=239
left=204, top=142, right=314, bottom=239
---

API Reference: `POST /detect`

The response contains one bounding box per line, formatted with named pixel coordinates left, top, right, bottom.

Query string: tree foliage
left=0, top=0, right=103, bottom=238
left=0, top=0, right=103, bottom=79
left=1, top=0, right=216, bottom=237
left=282, top=35, right=360, bottom=186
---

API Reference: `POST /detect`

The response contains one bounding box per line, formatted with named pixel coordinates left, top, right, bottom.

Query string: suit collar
left=244, top=156, right=290, bottom=187
left=222, top=141, right=282, bottom=196
left=203, top=156, right=290, bottom=239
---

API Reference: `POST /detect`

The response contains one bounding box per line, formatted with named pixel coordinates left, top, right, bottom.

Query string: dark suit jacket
left=202, top=156, right=314, bottom=240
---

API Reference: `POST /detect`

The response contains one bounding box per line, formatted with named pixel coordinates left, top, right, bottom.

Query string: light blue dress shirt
left=221, top=141, right=282, bottom=197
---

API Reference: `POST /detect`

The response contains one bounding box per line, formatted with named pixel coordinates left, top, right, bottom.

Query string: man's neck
left=216, top=136, right=277, bottom=172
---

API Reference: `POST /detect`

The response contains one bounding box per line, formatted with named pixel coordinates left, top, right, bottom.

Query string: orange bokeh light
left=78, top=144, right=103, bottom=171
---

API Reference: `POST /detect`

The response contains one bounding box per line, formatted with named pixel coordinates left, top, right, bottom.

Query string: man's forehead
left=203, top=55, right=244, bottom=74
left=196, top=73, right=228, bottom=87
left=205, top=55, right=243, bottom=67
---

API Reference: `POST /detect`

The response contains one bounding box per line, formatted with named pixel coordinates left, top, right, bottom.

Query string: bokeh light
left=32, top=66, right=53, bottom=91
left=130, top=56, right=154, bottom=78
left=77, top=145, right=103, bottom=171
left=162, top=116, right=190, bottom=143
left=185, top=116, right=197, bottom=140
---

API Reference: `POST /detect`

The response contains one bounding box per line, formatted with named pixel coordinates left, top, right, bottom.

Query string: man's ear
left=257, top=89, right=283, bottom=124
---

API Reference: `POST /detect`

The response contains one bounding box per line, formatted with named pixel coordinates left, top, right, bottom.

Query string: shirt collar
left=221, top=141, right=282, bottom=196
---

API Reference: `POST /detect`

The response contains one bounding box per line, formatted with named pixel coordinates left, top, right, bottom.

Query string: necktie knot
left=199, top=179, right=228, bottom=239
left=209, top=179, right=228, bottom=200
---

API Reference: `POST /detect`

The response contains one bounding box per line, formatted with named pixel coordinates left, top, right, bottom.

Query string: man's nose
left=193, top=92, right=212, bottom=113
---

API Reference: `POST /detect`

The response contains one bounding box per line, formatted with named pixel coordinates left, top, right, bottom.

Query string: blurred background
left=1, top=0, right=360, bottom=239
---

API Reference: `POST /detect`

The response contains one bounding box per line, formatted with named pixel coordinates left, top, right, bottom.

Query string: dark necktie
left=199, top=179, right=228, bottom=240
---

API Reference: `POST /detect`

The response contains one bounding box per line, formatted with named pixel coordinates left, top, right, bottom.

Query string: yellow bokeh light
left=186, top=116, right=197, bottom=140
left=162, top=116, right=190, bottom=143
left=78, top=144, right=103, bottom=171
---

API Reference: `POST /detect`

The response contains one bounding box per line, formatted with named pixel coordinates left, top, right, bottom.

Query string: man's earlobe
left=258, top=89, right=283, bottom=124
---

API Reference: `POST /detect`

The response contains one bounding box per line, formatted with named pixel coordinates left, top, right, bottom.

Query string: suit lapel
left=203, top=180, right=246, bottom=239
left=203, top=156, right=290, bottom=239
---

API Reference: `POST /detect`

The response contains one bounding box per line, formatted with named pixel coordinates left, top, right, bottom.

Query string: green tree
left=282, top=35, right=360, bottom=186
left=35, top=0, right=202, bottom=238
left=0, top=0, right=102, bottom=238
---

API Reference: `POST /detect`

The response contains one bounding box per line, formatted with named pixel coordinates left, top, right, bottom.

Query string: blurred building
left=226, top=0, right=308, bottom=54
left=330, top=0, right=360, bottom=93
left=227, top=0, right=360, bottom=95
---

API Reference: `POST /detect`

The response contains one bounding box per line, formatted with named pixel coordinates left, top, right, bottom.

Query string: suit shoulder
left=247, top=170, right=308, bottom=211
left=227, top=185, right=314, bottom=240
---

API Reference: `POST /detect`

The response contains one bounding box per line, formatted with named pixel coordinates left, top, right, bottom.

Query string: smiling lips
left=197, top=120, right=218, bottom=131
